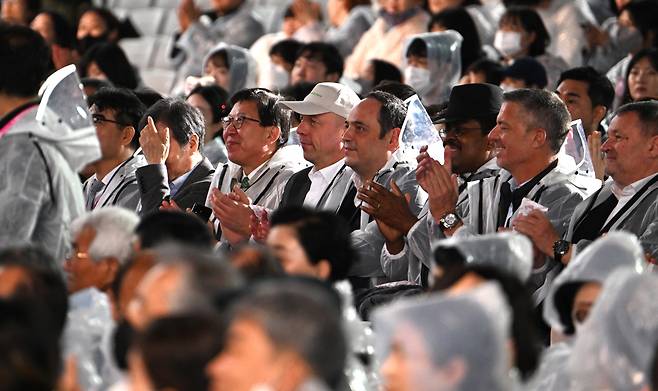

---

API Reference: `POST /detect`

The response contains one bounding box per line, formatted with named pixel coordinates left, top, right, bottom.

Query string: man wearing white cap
left=278, top=82, right=360, bottom=212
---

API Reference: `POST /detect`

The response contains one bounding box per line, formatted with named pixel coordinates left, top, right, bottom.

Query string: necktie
left=240, top=175, right=250, bottom=191
left=85, top=178, right=105, bottom=210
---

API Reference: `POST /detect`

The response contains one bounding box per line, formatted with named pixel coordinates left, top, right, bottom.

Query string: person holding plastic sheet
left=369, top=84, right=502, bottom=284
left=344, top=91, right=427, bottom=284
left=566, top=270, right=658, bottom=390
left=526, top=232, right=647, bottom=391
left=423, top=89, right=599, bottom=304
left=533, top=101, right=658, bottom=265
left=373, top=283, right=512, bottom=391
left=171, top=0, right=264, bottom=84
left=402, top=31, right=463, bottom=105
left=186, top=43, right=258, bottom=98
left=344, top=0, right=430, bottom=79
left=0, top=26, right=100, bottom=261
left=205, top=89, right=308, bottom=247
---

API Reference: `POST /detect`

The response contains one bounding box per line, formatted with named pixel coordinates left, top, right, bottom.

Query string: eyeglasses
left=439, top=126, right=482, bottom=139
left=92, top=113, right=129, bottom=127
left=221, top=115, right=261, bottom=130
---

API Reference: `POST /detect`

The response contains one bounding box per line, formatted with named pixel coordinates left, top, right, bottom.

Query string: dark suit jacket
left=136, top=158, right=215, bottom=215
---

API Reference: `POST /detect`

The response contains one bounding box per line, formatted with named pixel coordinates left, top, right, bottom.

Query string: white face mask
left=269, top=62, right=290, bottom=90
left=494, top=31, right=522, bottom=58
left=404, top=66, right=431, bottom=94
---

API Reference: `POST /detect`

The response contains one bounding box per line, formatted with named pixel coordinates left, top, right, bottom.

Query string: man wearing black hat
left=361, top=83, right=503, bottom=284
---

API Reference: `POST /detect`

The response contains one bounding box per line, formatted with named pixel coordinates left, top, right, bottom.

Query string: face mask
left=404, top=66, right=431, bottom=94
left=77, top=34, right=110, bottom=55
left=494, top=31, right=522, bottom=58
left=269, top=62, right=290, bottom=90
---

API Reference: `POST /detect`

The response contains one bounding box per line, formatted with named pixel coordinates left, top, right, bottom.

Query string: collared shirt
left=303, top=159, right=345, bottom=208
left=89, top=164, right=121, bottom=205
left=605, top=173, right=658, bottom=226
left=169, top=161, right=201, bottom=197
left=246, top=160, right=269, bottom=182
left=351, top=153, right=402, bottom=230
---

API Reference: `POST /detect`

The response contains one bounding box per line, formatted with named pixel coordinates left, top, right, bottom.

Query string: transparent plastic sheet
left=567, top=270, right=658, bottom=391
left=201, top=43, right=258, bottom=96
left=559, top=119, right=594, bottom=177
left=372, top=283, right=511, bottom=391
left=399, top=94, right=444, bottom=163
left=402, top=31, right=463, bottom=105
left=525, top=342, right=572, bottom=391
left=543, top=232, right=647, bottom=334
left=63, top=288, right=118, bottom=391
left=433, top=232, right=533, bottom=282
left=36, top=64, right=101, bottom=173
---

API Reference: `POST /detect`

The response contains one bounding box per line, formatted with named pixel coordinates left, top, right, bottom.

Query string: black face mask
left=77, top=34, right=110, bottom=55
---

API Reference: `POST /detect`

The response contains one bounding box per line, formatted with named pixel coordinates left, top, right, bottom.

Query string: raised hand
left=587, top=130, right=605, bottom=181
left=359, top=179, right=417, bottom=235
left=139, top=116, right=170, bottom=165
left=178, top=0, right=201, bottom=32
left=416, top=147, right=458, bottom=222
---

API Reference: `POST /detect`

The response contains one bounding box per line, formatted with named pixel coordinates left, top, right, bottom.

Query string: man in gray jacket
left=0, top=25, right=90, bottom=260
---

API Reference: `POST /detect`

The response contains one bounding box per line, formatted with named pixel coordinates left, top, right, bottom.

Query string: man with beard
left=360, top=84, right=503, bottom=284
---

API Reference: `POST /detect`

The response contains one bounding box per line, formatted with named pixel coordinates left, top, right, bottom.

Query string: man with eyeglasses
left=84, top=88, right=147, bottom=211
left=206, top=88, right=307, bottom=246
left=366, top=83, right=502, bottom=284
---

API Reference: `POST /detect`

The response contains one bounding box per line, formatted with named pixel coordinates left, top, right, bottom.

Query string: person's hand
left=209, top=187, right=254, bottom=237
left=251, top=210, right=270, bottom=243
left=57, top=356, right=81, bottom=391
left=140, top=116, right=170, bottom=165
left=358, top=180, right=418, bottom=234
left=583, top=23, right=609, bottom=49
left=416, top=147, right=458, bottom=222
left=588, top=130, right=606, bottom=181
left=512, top=210, right=560, bottom=257
left=159, top=198, right=181, bottom=211
left=178, top=0, right=201, bottom=32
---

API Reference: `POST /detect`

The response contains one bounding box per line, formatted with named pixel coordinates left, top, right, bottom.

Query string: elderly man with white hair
left=64, top=206, right=139, bottom=294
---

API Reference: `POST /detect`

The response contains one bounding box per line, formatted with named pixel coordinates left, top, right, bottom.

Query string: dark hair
left=557, top=66, right=615, bottom=109
left=81, top=77, right=113, bottom=93
left=77, top=7, right=121, bottom=38
left=229, top=243, right=285, bottom=281
left=230, top=88, right=291, bottom=146
left=466, top=59, right=505, bottom=85
left=623, top=48, right=658, bottom=104
left=0, top=247, right=69, bottom=338
left=365, top=90, right=408, bottom=138
left=503, top=89, right=571, bottom=153
left=371, top=60, right=403, bottom=86
left=622, top=0, right=658, bottom=48
left=41, top=11, right=76, bottom=49
left=296, top=42, right=344, bottom=79
left=229, top=278, right=346, bottom=388
left=406, top=37, right=427, bottom=58
left=187, top=84, right=231, bottom=124
left=88, top=87, right=147, bottom=150
left=426, top=102, right=449, bottom=124
left=499, top=7, right=550, bottom=57
left=78, top=42, right=138, bottom=89
left=429, top=7, right=484, bottom=73
left=553, top=281, right=584, bottom=335
left=270, top=207, right=356, bottom=282
left=372, top=81, right=418, bottom=101
left=133, top=87, right=164, bottom=109
left=0, top=24, right=50, bottom=97
left=135, top=211, right=213, bottom=249
left=206, top=49, right=229, bottom=69
left=0, top=298, right=61, bottom=391
left=139, top=98, right=206, bottom=151
left=280, top=81, right=317, bottom=101
left=136, top=314, right=224, bottom=391
left=615, top=100, right=658, bottom=137
left=502, top=0, right=542, bottom=6
left=270, top=39, right=303, bottom=68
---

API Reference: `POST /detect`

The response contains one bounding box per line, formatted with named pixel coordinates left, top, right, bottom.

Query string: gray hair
left=503, top=89, right=571, bottom=153
left=70, top=207, right=139, bottom=265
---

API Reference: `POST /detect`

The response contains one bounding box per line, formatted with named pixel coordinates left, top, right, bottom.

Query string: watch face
left=444, top=214, right=457, bottom=225
left=554, top=240, right=569, bottom=254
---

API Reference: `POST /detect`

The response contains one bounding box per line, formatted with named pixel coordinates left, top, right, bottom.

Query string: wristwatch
left=553, top=239, right=570, bottom=263
left=439, top=212, right=460, bottom=231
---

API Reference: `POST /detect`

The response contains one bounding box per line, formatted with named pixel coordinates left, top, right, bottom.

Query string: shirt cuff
left=383, top=241, right=408, bottom=260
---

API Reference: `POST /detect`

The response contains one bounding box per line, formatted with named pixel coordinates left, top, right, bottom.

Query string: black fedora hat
left=437, top=83, right=503, bottom=124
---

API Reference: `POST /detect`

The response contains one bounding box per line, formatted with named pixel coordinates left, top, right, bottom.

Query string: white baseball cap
left=280, top=82, right=360, bottom=119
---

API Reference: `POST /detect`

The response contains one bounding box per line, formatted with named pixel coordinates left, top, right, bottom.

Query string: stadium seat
left=128, top=8, right=167, bottom=37
left=140, top=68, right=177, bottom=95
left=119, top=37, right=157, bottom=69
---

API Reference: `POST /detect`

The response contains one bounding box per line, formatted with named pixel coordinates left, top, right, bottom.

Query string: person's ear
left=188, top=133, right=200, bottom=153
left=122, top=126, right=136, bottom=147
left=99, top=258, right=120, bottom=289
left=532, top=127, right=548, bottom=149
left=646, top=135, right=658, bottom=159
left=316, top=259, right=332, bottom=280
left=439, top=358, right=468, bottom=387
left=592, top=105, right=607, bottom=129
left=388, top=127, right=401, bottom=152
left=266, top=125, right=282, bottom=146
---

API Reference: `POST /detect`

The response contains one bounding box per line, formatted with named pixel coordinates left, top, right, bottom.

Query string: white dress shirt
left=605, top=174, right=657, bottom=226
left=303, top=159, right=346, bottom=208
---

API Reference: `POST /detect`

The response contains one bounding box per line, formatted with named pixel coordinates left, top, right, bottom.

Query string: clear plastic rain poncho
left=559, top=119, right=595, bottom=177
left=543, top=232, right=647, bottom=336
left=202, top=43, right=258, bottom=96
left=35, top=64, right=101, bottom=173
left=432, top=232, right=533, bottom=283
left=402, top=31, right=463, bottom=106
left=567, top=270, right=658, bottom=391
left=372, top=283, right=511, bottom=391
left=399, top=94, right=444, bottom=163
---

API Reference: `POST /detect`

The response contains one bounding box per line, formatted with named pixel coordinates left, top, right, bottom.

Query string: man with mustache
left=418, top=88, right=599, bottom=302
left=361, top=84, right=502, bottom=284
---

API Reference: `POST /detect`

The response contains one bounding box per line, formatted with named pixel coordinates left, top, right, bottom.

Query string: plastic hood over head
left=403, top=30, right=463, bottom=105
left=203, top=42, right=258, bottom=96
